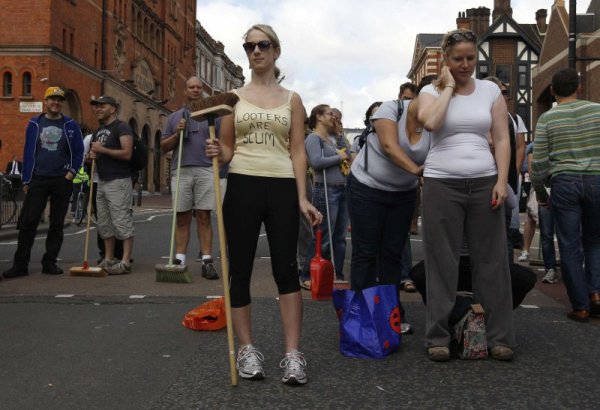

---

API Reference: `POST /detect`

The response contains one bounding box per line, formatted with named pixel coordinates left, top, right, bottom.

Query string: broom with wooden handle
left=70, top=159, right=106, bottom=277
left=155, top=112, right=192, bottom=283
left=190, top=92, right=239, bottom=386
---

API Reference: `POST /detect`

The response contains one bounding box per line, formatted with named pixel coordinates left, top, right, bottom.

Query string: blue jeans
left=538, top=204, right=557, bottom=271
left=347, top=174, right=415, bottom=290
left=551, top=174, right=600, bottom=310
left=302, top=183, right=349, bottom=280
left=399, top=236, right=413, bottom=284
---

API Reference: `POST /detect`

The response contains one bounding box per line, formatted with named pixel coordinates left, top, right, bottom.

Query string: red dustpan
left=310, top=228, right=334, bottom=300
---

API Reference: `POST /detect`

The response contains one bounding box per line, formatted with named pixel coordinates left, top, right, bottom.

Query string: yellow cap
left=44, top=86, right=65, bottom=100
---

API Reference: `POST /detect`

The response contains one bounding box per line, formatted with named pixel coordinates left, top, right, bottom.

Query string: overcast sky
left=197, top=0, right=589, bottom=128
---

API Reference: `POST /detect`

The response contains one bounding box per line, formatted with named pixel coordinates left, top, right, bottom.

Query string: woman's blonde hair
left=441, top=29, right=477, bottom=55
left=244, top=24, right=282, bottom=79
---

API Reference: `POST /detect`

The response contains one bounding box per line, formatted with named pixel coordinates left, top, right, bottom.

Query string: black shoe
left=42, top=264, right=64, bottom=275
left=3, top=265, right=29, bottom=279
left=201, top=259, right=219, bottom=280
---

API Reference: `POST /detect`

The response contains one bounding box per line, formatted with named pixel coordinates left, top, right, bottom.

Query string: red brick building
left=407, top=34, right=444, bottom=86
left=0, top=0, right=201, bottom=193
left=532, top=0, right=600, bottom=131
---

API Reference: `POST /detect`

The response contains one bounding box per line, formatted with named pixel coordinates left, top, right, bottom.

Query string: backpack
left=92, top=121, right=147, bottom=173
left=130, top=132, right=147, bottom=172
left=355, top=126, right=373, bottom=150
left=363, top=99, right=404, bottom=172
left=357, top=99, right=404, bottom=151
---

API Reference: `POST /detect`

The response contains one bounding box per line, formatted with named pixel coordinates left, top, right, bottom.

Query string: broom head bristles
left=70, top=266, right=107, bottom=277
left=155, top=263, right=193, bottom=283
left=189, top=92, right=239, bottom=122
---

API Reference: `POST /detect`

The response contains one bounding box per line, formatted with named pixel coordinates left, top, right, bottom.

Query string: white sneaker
left=280, top=349, right=307, bottom=385
left=542, top=269, right=559, bottom=284
left=236, top=344, right=265, bottom=380
left=518, top=250, right=529, bottom=262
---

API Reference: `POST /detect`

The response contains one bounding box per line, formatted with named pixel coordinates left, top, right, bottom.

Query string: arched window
left=22, top=72, right=32, bottom=96
left=144, top=17, right=149, bottom=44
left=136, top=11, right=142, bottom=37
left=150, top=24, right=156, bottom=49
left=3, top=72, right=12, bottom=96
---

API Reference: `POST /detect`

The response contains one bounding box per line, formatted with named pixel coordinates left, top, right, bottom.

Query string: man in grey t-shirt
left=160, top=77, right=220, bottom=279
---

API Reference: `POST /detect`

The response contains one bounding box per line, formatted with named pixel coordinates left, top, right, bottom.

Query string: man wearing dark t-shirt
left=89, top=96, right=134, bottom=275
left=3, top=86, right=84, bottom=278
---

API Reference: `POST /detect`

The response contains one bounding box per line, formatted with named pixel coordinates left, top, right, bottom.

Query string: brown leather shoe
left=590, top=292, right=600, bottom=317
left=490, top=346, right=514, bottom=361
left=567, top=309, right=590, bottom=323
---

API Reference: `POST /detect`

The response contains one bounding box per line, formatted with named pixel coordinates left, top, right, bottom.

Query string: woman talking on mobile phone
left=418, top=29, right=516, bottom=362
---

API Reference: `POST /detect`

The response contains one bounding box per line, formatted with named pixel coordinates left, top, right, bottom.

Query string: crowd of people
left=2, top=25, right=600, bottom=385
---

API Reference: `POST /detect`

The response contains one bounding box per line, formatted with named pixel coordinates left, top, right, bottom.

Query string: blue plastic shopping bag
left=332, top=285, right=401, bottom=359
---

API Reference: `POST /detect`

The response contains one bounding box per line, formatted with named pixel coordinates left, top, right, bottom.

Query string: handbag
left=182, top=297, right=227, bottom=331
left=332, top=284, right=401, bottom=359
left=453, top=303, right=488, bottom=359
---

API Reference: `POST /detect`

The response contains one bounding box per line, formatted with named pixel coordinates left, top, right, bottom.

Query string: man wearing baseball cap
left=88, top=95, right=135, bottom=274
left=3, top=86, right=84, bottom=279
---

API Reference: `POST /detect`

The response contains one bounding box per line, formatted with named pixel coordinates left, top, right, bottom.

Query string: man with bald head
left=161, top=76, right=220, bottom=279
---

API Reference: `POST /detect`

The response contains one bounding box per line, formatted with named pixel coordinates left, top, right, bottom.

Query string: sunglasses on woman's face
left=242, top=40, right=272, bottom=53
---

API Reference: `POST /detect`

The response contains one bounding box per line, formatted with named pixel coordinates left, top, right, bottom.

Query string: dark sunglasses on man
left=242, top=40, right=272, bottom=53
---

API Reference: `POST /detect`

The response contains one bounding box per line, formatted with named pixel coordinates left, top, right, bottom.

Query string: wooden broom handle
left=82, top=159, right=96, bottom=267
left=208, top=117, right=237, bottom=387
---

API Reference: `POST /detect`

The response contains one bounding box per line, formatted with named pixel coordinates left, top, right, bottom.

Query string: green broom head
left=155, top=263, right=193, bottom=283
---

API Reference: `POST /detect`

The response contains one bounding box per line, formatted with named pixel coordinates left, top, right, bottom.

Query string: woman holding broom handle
left=206, top=24, right=321, bottom=385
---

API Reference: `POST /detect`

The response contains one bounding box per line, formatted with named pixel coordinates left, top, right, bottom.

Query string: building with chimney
left=407, top=0, right=548, bottom=139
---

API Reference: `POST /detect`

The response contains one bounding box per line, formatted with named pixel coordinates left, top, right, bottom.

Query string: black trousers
left=223, top=174, right=300, bottom=307
left=14, top=175, right=72, bottom=268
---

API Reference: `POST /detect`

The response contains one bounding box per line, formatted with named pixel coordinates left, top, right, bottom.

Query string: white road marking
left=520, top=304, right=540, bottom=309
left=129, top=295, right=145, bottom=299
left=55, top=294, right=74, bottom=298
left=146, top=213, right=171, bottom=222
left=206, top=295, right=222, bottom=299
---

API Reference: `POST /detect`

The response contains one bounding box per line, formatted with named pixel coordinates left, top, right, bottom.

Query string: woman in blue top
left=301, top=104, right=351, bottom=287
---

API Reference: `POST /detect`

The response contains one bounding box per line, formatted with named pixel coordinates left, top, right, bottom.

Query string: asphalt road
left=1, top=206, right=599, bottom=409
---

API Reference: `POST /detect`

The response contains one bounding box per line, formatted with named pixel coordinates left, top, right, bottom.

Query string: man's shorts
left=96, top=177, right=134, bottom=240
left=171, top=166, right=215, bottom=212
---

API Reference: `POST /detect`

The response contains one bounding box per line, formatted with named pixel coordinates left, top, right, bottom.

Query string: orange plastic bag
left=182, top=297, right=226, bottom=331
